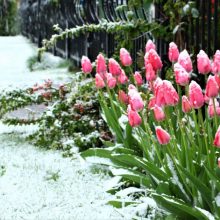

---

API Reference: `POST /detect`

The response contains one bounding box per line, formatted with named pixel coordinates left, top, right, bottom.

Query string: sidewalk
left=0, top=36, right=123, bottom=220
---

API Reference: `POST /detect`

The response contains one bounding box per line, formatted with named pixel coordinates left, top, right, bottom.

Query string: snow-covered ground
left=0, top=36, right=126, bottom=220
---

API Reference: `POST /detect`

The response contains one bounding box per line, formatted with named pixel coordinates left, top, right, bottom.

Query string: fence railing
left=20, top=0, right=220, bottom=69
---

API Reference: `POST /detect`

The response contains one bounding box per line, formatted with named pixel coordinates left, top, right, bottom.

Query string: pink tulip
left=118, top=90, right=129, bottom=104
left=156, top=126, right=171, bottom=145
left=178, top=50, right=193, bottom=72
left=208, top=99, right=220, bottom=118
left=108, top=58, right=122, bottom=76
left=212, top=50, right=220, bottom=74
left=120, top=48, right=132, bottom=66
left=145, top=39, right=156, bottom=53
left=214, top=126, right=220, bottom=147
left=127, top=105, right=142, bottom=127
left=182, top=95, right=191, bottom=113
left=95, top=73, right=105, bottom=89
left=155, top=80, right=179, bottom=107
left=106, top=73, right=117, bottom=89
left=199, top=52, right=210, bottom=72
left=215, top=74, right=220, bottom=91
left=174, top=63, right=190, bottom=86
left=153, top=105, right=165, bottom=121
left=96, top=54, right=107, bottom=74
left=153, top=77, right=163, bottom=94
left=168, top=42, right=179, bottom=62
left=117, top=69, right=128, bottom=84
left=81, top=56, right=92, bottom=74
left=205, top=75, right=219, bottom=98
left=148, top=96, right=156, bottom=109
left=145, top=49, right=163, bottom=71
left=189, top=80, right=204, bottom=109
left=134, top=71, right=143, bottom=86
left=145, top=63, right=156, bottom=81
left=129, top=90, right=144, bottom=112
left=197, top=50, right=211, bottom=74
left=128, top=84, right=137, bottom=91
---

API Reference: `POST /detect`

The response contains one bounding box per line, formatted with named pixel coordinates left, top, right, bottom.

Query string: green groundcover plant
left=80, top=41, right=220, bottom=219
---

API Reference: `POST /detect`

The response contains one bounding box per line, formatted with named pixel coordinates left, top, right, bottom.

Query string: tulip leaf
left=152, top=193, right=212, bottom=220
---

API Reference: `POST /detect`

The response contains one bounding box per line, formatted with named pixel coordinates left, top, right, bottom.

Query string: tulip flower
left=174, top=63, right=190, bottom=86
left=145, top=39, right=156, bottom=53
left=178, top=50, right=193, bottom=72
left=215, top=74, right=220, bottom=91
left=189, top=80, right=204, bottom=109
left=118, top=90, right=129, bottom=104
left=117, top=69, right=128, bottom=84
left=208, top=99, right=220, bottom=118
left=145, top=49, right=163, bottom=71
left=213, top=126, right=220, bottom=147
left=120, top=48, right=132, bottom=66
left=108, top=58, right=122, bottom=76
left=81, top=56, right=92, bottom=74
left=153, top=105, right=165, bottom=121
left=182, top=95, right=191, bottom=113
left=127, top=105, right=142, bottom=127
left=148, top=96, right=156, bottom=109
left=134, top=71, right=143, bottom=86
left=205, top=75, right=219, bottom=98
left=95, top=73, right=105, bottom=89
left=128, top=88, right=144, bottom=112
left=145, top=63, right=156, bottom=81
left=168, top=42, right=179, bottom=62
left=197, top=50, right=211, bottom=74
left=155, top=80, right=179, bottom=106
left=212, top=50, right=220, bottom=74
left=106, top=73, right=117, bottom=89
left=156, top=126, right=171, bottom=145
left=96, top=54, right=107, bottom=74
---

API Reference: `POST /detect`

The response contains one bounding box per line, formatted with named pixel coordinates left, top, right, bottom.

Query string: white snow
left=0, top=36, right=124, bottom=220
left=195, top=207, right=215, bottom=220
left=215, top=193, right=220, bottom=207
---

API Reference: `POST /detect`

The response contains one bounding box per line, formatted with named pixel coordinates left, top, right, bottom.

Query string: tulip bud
left=212, top=50, right=220, bottom=74
left=127, top=105, right=142, bottom=127
left=189, top=80, right=204, bottom=109
left=178, top=50, right=193, bottom=73
left=120, top=48, right=132, bottom=66
left=118, top=90, right=129, bottom=105
left=182, top=95, right=191, bottom=113
left=117, top=69, right=128, bottom=84
left=95, top=73, right=105, bottom=89
left=106, top=73, right=117, bottom=89
left=156, top=126, right=171, bottom=145
left=81, top=56, right=92, bottom=74
left=214, top=126, right=220, bottom=147
left=108, top=58, right=122, bottom=76
left=197, top=50, right=211, bottom=74
left=153, top=105, right=165, bottom=121
left=96, top=54, right=107, bottom=74
left=168, top=42, right=179, bottom=62
left=174, top=63, right=190, bottom=86
left=134, top=71, right=143, bottom=86
left=205, top=75, right=219, bottom=98
left=145, top=39, right=156, bottom=53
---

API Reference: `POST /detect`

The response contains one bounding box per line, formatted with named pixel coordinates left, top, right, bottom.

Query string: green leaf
left=152, top=193, right=212, bottom=220
left=177, top=165, right=212, bottom=207
left=108, top=200, right=138, bottom=208
left=111, top=167, right=152, bottom=187
left=191, top=8, right=199, bottom=18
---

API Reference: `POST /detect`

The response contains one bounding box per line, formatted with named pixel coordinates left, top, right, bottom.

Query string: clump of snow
left=195, top=207, right=215, bottom=220
left=215, top=193, right=220, bottom=207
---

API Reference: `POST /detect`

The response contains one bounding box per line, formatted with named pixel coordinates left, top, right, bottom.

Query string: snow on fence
left=19, top=0, right=220, bottom=68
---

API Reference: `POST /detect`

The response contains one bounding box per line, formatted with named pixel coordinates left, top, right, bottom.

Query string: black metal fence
left=20, top=0, right=220, bottom=68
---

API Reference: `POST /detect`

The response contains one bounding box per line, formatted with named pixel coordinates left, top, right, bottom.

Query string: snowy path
left=0, top=36, right=123, bottom=220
